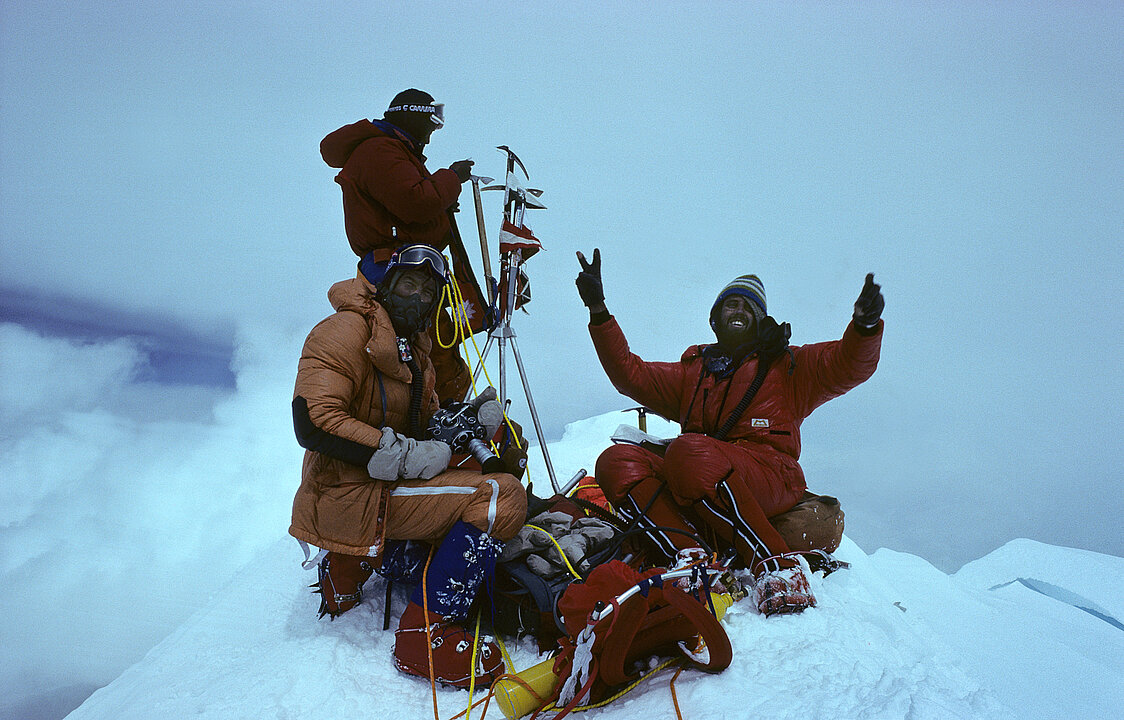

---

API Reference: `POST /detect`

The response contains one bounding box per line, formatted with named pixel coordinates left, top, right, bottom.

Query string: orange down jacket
left=589, top=317, right=883, bottom=494
left=289, top=272, right=442, bottom=557
left=321, top=119, right=463, bottom=261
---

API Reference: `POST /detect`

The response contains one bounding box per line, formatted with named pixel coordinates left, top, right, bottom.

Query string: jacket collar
left=327, top=273, right=433, bottom=383
left=371, top=119, right=426, bottom=159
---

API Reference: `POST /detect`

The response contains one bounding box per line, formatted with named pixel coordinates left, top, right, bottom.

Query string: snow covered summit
left=65, top=415, right=1124, bottom=719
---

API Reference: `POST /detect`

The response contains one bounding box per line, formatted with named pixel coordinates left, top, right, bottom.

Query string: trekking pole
left=559, top=468, right=588, bottom=497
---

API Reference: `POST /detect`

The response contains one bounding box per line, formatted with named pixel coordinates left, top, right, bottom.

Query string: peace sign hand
left=575, top=249, right=605, bottom=308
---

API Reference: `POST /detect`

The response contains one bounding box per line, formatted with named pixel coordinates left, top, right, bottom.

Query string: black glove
left=575, top=249, right=605, bottom=308
left=755, top=316, right=792, bottom=357
left=853, top=273, right=884, bottom=331
left=449, top=159, right=474, bottom=183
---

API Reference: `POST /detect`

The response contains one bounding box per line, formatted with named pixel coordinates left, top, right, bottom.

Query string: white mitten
left=367, top=428, right=451, bottom=481
left=471, top=387, right=504, bottom=438
left=402, top=438, right=452, bottom=479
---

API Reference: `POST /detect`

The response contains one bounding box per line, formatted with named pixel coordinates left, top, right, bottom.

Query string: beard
left=713, top=317, right=756, bottom=351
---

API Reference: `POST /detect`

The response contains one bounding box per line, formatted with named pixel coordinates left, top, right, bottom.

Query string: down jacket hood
left=326, top=271, right=434, bottom=358
left=321, top=119, right=421, bottom=169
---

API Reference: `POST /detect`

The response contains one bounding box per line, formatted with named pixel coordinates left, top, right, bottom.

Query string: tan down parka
left=289, top=271, right=440, bottom=557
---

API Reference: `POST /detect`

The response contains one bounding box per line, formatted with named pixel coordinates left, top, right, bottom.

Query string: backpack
left=551, top=560, right=732, bottom=712
left=770, top=492, right=845, bottom=553
left=492, top=492, right=629, bottom=651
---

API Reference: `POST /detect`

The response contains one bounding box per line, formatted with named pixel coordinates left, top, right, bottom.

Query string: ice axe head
left=496, top=145, right=529, bottom=178
left=624, top=407, right=649, bottom=432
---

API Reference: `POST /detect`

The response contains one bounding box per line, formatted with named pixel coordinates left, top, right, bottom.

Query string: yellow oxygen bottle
left=492, top=592, right=734, bottom=719
left=493, top=655, right=560, bottom=720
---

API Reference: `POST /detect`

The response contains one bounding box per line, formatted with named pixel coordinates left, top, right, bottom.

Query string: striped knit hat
left=709, top=274, right=767, bottom=330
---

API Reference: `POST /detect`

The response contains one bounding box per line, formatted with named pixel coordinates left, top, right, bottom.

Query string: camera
left=426, top=401, right=505, bottom=474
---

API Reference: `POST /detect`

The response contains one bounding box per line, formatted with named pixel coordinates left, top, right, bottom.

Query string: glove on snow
left=575, top=249, right=605, bottom=308
left=367, top=427, right=452, bottom=481
left=449, top=159, right=474, bottom=183
left=852, top=273, right=884, bottom=331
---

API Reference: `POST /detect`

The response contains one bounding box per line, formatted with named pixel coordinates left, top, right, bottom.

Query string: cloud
left=0, top=321, right=306, bottom=712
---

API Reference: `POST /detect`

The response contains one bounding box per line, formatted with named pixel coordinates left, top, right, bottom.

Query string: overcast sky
left=1, top=2, right=1121, bottom=718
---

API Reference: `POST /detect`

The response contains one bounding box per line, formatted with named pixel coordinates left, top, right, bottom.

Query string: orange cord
left=669, top=663, right=685, bottom=720
left=422, top=547, right=440, bottom=720
left=445, top=692, right=492, bottom=720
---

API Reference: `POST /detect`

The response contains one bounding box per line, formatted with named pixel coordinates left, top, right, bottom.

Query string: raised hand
left=575, top=249, right=605, bottom=309
left=853, top=273, right=884, bottom=330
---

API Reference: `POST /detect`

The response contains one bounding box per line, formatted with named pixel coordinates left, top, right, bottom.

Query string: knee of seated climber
left=661, top=433, right=733, bottom=502
left=488, top=472, right=528, bottom=541
left=595, top=443, right=662, bottom=502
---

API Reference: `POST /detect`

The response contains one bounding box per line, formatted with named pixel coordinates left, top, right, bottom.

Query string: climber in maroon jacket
left=321, top=89, right=475, bottom=402
left=575, top=248, right=884, bottom=616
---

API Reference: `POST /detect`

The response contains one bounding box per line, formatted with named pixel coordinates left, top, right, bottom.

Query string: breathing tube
left=395, top=337, right=427, bottom=439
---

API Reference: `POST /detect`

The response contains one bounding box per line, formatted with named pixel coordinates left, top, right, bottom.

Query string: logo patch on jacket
left=751, top=418, right=770, bottom=428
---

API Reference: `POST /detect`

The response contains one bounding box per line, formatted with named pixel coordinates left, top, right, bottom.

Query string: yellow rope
left=440, top=254, right=530, bottom=484
left=467, top=611, right=481, bottom=717
left=435, top=275, right=472, bottom=351
left=566, top=482, right=598, bottom=498
left=543, top=657, right=681, bottom=713
left=421, top=548, right=440, bottom=720
left=495, top=629, right=514, bottom=673
left=523, top=524, right=582, bottom=580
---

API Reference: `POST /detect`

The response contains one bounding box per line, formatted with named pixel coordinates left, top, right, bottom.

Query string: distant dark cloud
left=0, top=288, right=236, bottom=388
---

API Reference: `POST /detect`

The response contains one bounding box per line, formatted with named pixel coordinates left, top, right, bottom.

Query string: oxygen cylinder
left=493, top=655, right=560, bottom=719
left=493, top=592, right=735, bottom=719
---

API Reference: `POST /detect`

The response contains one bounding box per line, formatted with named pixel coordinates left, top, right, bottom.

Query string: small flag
left=498, top=219, right=542, bottom=259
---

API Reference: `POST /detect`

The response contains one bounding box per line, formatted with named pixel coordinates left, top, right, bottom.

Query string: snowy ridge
left=63, top=534, right=1124, bottom=720
left=955, top=537, right=1124, bottom=628
left=65, top=415, right=1124, bottom=719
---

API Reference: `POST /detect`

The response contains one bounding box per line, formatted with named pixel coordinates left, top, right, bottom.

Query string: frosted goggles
left=386, top=101, right=445, bottom=128
left=387, top=244, right=448, bottom=279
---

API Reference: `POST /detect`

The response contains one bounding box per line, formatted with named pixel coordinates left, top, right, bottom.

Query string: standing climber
left=321, top=88, right=475, bottom=401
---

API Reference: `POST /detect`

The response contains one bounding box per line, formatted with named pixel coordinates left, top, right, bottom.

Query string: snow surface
left=65, top=414, right=1124, bottom=720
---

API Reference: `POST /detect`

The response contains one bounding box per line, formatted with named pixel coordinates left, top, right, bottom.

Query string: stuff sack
left=770, top=492, right=844, bottom=553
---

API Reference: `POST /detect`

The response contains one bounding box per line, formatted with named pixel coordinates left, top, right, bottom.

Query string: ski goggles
left=387, top=244, right=448, bottom=279
left=386, top=102, right=445, bottom=128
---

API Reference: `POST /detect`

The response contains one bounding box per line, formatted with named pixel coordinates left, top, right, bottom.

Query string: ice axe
left=482, top=174, right=545, bottom=227
left=489, top=146, right=546, bottom=225
left=496, top=144, right=529, bottom=179
left=624, top=406, right=650, bottom=433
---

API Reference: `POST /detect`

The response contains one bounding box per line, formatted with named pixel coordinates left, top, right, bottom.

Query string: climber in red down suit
left=574, top=248, right=883, bottom=616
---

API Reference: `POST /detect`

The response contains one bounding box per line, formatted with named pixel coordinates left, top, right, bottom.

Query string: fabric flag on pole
left=498, top=220, right=543, bottom=260
left=445, top=210, right=495, bottom=336
left=449, top=254, right=493, bottom=335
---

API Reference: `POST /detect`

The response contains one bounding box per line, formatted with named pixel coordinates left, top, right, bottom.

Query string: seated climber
left=290, top=243, right=527, bottom=687
left=573, top=248, right=883, bottom=616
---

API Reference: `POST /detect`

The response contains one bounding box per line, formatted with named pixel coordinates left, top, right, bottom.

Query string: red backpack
left=549, top=560, right=733, bottom=713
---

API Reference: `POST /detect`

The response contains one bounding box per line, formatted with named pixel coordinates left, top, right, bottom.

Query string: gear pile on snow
left=500, top=510, right=617, bottom=577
